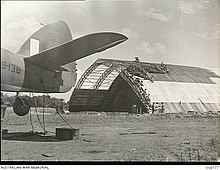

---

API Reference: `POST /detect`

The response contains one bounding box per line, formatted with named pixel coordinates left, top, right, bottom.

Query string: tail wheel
left=13, top=97, right=31, bottom=116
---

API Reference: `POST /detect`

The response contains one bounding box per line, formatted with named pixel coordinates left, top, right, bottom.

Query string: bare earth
left=1, top=107, right=219, bottom=162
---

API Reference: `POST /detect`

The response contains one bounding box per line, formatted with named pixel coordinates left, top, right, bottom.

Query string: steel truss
left=72, top=58, right=169, bottom=112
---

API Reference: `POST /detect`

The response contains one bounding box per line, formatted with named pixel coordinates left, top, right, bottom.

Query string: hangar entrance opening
left=69, top=58, right=220, bottom=113
left=70, top=75, right=145, bottom=112
left=104, top=76, right=145, bottom=112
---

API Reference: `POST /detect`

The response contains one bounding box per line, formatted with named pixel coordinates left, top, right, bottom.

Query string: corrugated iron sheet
left=143, top=80, right=219, bottom=103
left=190, top=103, right=201, bottom=112
left=204, top=103, right=217, bottom=112
left=161, top=102, right=219, bottom=113
left=171, top=102, right=184, bottom=113
left=181, top=103, right=194, bottom=112
left=163, top=103, right=174, bottom=113
left=162, top=65, right=220, bottom=84
left=195, top=103, right=207, bottom=112
left=211, top=103, right=220, bottom=112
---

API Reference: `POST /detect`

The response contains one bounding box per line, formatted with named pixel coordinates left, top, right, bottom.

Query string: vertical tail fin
left=17, top=21, right=72, bottom=56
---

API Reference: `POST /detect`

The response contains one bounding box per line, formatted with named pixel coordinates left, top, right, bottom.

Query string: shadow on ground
left=2, top=132, right=71, bottom=142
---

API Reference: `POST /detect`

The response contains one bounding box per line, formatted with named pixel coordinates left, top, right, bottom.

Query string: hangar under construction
left=69, top=58, right=220, bottom=114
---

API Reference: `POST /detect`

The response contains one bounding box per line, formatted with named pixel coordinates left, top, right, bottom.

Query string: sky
left=1, top=0, right=220, bottom=101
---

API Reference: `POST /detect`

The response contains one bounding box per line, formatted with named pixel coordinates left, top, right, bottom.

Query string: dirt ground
left=1, top=107, right=219, bottom=162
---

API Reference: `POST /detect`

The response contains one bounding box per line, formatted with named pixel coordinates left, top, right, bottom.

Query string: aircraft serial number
left=1, top=61, right=21, bottom=74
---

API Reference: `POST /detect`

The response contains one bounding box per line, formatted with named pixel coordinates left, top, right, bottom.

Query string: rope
left=29, top=92, right=34, bottom=132
left=39, top=79, right=73, bottom=129
left=40, top=79, right=46, bottom=133
left=46, top=93, right=74, bottom=129
left=41, top=80, right=47, bottom=133
left=42, top=93, right=46, bottom=132
left=32, top=93, right=46, bottom=133
left=29, top=105, right=34, bottom=132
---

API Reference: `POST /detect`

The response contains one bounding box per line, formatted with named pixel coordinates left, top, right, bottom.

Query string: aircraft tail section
left=17, top=21, right=76, bottom=92
left=15, top=21, right=127, bottom=93
left=59, top=61, right=77, bottom=92
left=16, top=21, right=72, bottom=56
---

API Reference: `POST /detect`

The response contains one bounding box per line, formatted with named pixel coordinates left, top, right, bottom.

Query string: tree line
left=1, top=93, right=68, bottom=109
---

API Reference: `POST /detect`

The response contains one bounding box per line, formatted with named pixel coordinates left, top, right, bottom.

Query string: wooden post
left=1, top=104, right=7, bottom=122
left=140, top=107, right=142, bottom=114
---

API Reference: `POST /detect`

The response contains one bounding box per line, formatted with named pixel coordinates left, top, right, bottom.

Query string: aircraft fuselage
left=1, top=49, right=26, bottom=92
left=1, top=48, right=77, bottom=93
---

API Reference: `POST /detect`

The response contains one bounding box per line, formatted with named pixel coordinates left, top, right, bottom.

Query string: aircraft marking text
left=2, top=61, right=21, bottom=74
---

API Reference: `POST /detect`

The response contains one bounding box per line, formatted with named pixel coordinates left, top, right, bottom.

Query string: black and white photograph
left=1, top=0, right=220, bottom=163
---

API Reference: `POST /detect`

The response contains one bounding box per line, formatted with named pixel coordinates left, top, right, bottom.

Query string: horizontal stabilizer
left=24, top=32, right=128, bottom=70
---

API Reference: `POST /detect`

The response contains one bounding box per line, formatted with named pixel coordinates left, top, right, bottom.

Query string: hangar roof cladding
left=98, top=58, right=219, bottom=83
left=147, top=64, right=220, bottom=84
left=121, top=59, right=219, bottom=83
left=79, top=58, right=220, bottom=91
